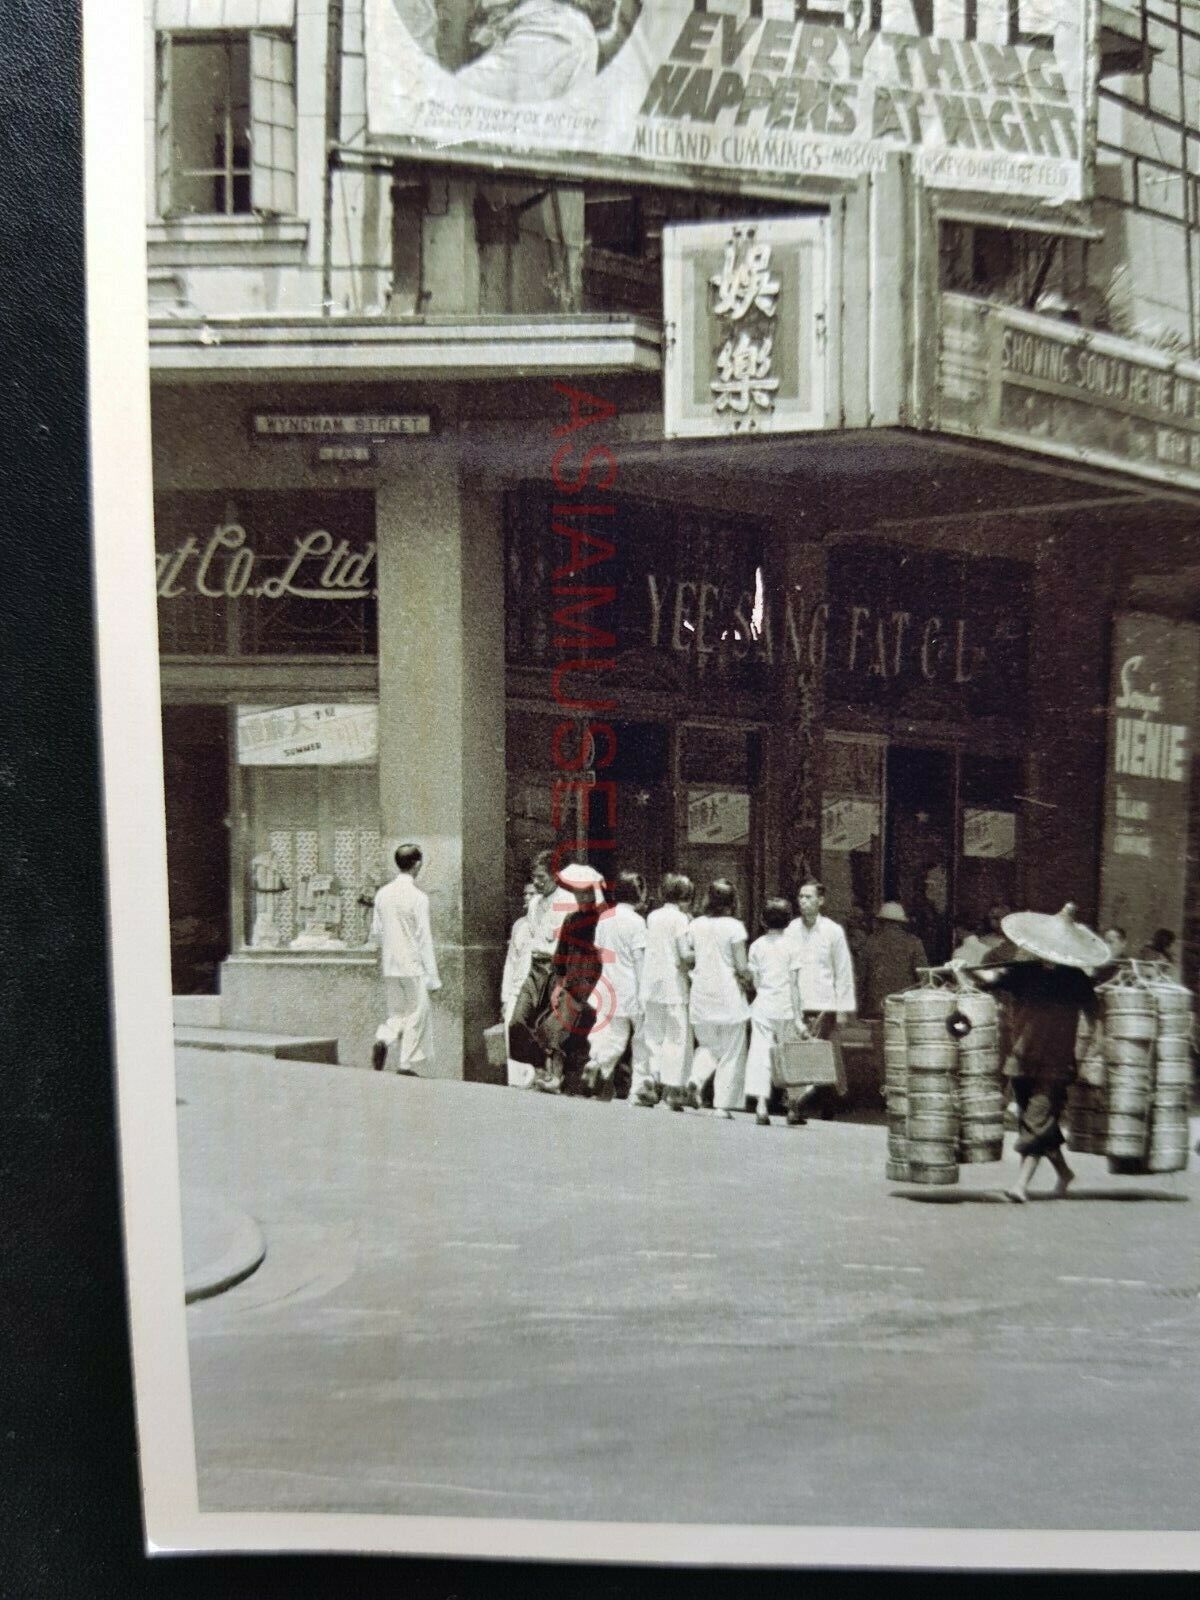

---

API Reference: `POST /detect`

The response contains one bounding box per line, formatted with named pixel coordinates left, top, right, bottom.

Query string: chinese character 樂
left=711, top=333, right=781, bottom=415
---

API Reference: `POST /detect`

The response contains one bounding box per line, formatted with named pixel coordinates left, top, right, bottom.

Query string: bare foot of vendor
left=1049, top=1155, right=1075, bottom=1198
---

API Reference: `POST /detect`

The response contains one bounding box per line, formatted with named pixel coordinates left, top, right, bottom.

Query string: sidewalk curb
left=183, top=1189, right=266, bottom=1304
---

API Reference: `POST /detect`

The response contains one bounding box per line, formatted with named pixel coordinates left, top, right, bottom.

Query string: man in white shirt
left=370, top=842, right=441, bottom=1075
left=786, top=879, right=856, bottom=1124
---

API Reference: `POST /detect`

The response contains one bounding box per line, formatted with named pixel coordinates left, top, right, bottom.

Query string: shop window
left=939, top=221, right=1090, bottom=321
left=957, top=754, right=1021, bottom=946
left=677, top=725, right=759, bottom=930
left=820, top=735, right=882, bottom=933
left=886, top=745, right=956, bottom=964
left=157, top=31, right=296, bottom=218
left=680, top=727, right=757, bottom=788
left=237, top=703, right=381, bottom=951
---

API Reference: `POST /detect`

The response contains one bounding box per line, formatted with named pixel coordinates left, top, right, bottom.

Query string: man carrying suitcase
left=785, top=880, right=856, bottom=1124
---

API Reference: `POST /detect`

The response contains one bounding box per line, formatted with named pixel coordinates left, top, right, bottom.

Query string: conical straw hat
left=1000, top=903, right=1110, bottom=971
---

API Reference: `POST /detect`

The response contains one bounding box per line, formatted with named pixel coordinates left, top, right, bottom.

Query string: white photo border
left=86, top=0, right=1199, bottom=1569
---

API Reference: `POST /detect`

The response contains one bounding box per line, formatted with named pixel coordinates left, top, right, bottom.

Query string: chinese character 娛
left=710, top=237, right=780, bottom=322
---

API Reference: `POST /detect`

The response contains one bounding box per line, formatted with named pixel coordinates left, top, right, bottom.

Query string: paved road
left=178, top=1049, right=1200, bottom=1531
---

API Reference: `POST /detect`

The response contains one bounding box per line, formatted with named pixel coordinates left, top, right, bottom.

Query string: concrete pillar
left=1024, top=523, right=1116, bottom=918
left=376, top=449, right=507, bottom=1079
left=421, top=180, right=482, bottom=315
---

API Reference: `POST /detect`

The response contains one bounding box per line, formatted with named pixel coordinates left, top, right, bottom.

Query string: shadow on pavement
left=892, top=1187, right=1190, bottom=1204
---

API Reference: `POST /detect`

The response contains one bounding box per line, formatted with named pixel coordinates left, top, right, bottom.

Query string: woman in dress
left=679, top=879, right=752, bottom=1119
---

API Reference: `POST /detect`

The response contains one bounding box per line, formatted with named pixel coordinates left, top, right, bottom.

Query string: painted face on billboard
left=391, top=0, right=639, bottom=104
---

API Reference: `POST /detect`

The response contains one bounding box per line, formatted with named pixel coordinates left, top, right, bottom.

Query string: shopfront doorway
left=162, top=705, right=231, bottom=994
left=504, top=710, right=761, bottom=922
left=822, top=733, right=1022, bottom=967
left=504, top=712, right=673, bottom=911
left=602, top=720, right=672, bottom=892
left=885, top=745, right=955, bottom=964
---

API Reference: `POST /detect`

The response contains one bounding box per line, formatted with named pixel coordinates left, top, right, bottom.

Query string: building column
left=1024, top=523, right=1116, bottom=920
left=376, top=448, right=507, bottom=1079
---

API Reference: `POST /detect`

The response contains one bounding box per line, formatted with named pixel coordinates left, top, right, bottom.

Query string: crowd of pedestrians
left=365, top=843, right=1193, bottom=1156
left=500, top=854, right=861, bottom=1124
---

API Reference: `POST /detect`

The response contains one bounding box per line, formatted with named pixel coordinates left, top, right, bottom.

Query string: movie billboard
left=365, top=0, right=1095, bottom=203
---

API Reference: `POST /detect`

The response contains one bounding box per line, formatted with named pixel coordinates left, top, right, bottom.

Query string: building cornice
left=149, top=313, right=663, bottom=383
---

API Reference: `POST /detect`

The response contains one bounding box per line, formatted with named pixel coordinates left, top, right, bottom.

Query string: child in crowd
left=584, top=870, right=649, bottom=1101
left=745, top=896, right=799, bottom=1127
left=642, top=873, right=694, bottom=1109
left=680, top=879, right=752, bottom=1119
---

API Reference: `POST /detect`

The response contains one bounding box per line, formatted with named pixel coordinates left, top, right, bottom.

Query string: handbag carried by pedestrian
left=774, top=1013, right=848, bottom=1097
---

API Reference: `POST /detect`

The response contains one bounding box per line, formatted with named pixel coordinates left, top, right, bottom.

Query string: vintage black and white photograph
left=88, top=0, right=1200, bottom=1565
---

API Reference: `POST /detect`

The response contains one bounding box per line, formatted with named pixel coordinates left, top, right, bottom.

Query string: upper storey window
left=156, top=29, right=296, bottom=219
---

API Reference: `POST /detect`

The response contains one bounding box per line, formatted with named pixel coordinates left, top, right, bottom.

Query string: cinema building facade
left=149, top=0, right=1200, bottom=1075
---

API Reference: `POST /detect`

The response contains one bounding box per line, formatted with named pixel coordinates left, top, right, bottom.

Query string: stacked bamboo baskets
left=883, top=993, right=911, bottom=1182
left=954, top=990, right=1004, bottom=1163
left=1068, top=965, right=1193, bottom=1174
left=1145, top=979, right=1192, bottom=1174
left=1102, top=985, right=1157, bottom=1161
left=1065, top=1015, right=1107, bottom=1155
left=904, top=986, right=960, bottom=1185
left=883, top=975, right=1007, bottom=1185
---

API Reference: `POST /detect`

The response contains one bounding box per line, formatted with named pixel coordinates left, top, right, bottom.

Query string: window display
left=821, top=734, right=883, bottom=926
left=236, top=703, right=381, bottom=952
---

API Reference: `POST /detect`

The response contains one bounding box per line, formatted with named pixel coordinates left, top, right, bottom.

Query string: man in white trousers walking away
left=642, top=873, right=694, bottom=1110
left=584, top=871, right=650, bottom=1102
left=370, top=842, right=441, bottom=1075
left=679, top=879, right=752, bottom=1119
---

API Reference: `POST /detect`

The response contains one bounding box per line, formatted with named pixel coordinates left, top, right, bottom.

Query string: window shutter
left=156, top=32, right=174, bottom=217
left=249, top=31, right=297, bottom=218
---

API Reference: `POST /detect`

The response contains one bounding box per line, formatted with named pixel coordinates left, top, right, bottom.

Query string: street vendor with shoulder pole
left=967, top=903, right=1105, bottom=1204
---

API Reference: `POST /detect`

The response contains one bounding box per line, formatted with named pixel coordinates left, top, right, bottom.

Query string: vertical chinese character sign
left=710, top=230, right=781, bottom=425
left=663, top=216, right=829, bottom=440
